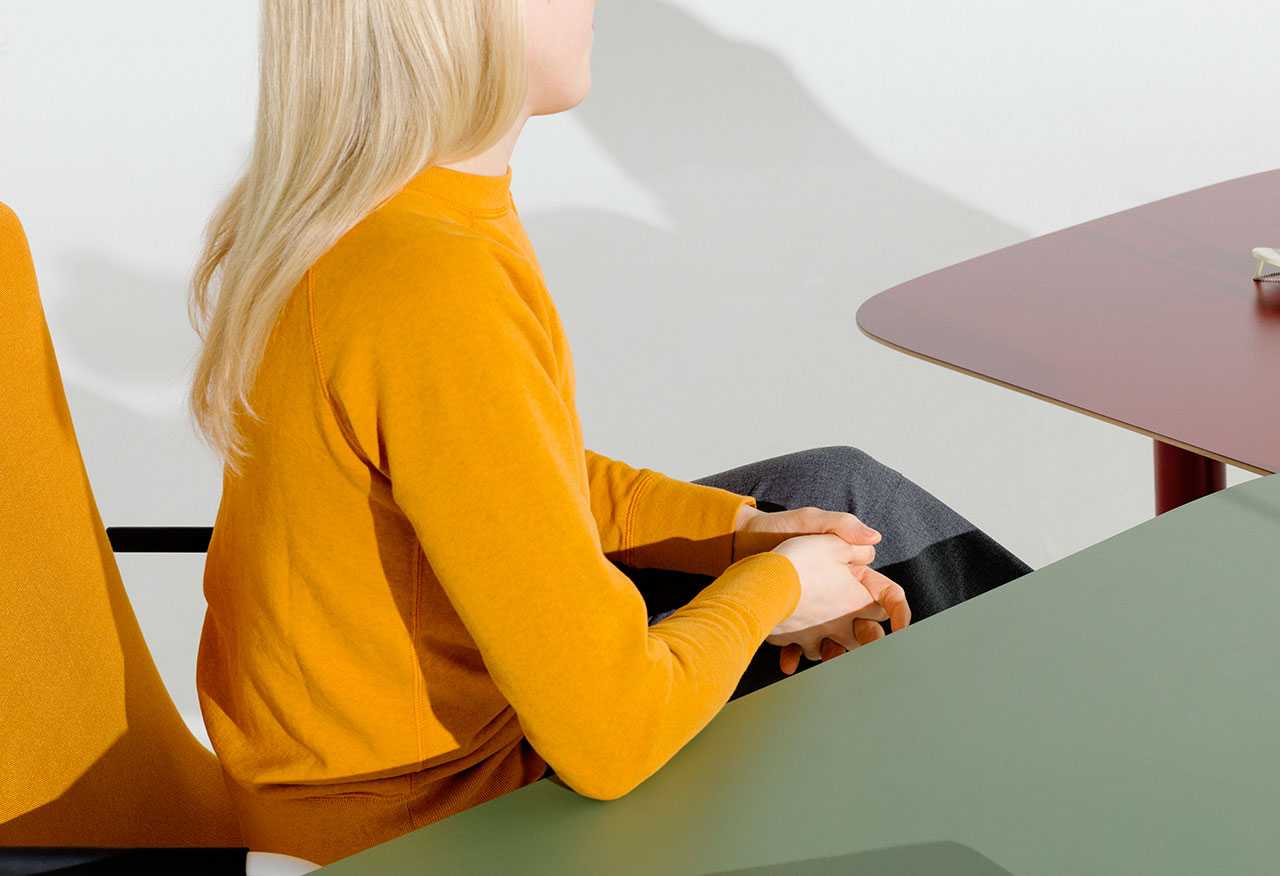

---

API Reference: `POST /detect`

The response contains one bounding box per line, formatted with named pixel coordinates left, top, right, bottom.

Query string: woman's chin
left=533, top=82, right=592, bottom=116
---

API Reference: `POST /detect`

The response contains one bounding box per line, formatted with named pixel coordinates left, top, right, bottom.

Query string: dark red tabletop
left=857, top=169, right=1280, bottom=475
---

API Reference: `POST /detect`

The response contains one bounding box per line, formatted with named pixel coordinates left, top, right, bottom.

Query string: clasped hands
left=733, top=504, right=911, bottom=675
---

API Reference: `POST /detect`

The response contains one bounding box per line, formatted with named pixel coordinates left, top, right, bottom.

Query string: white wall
left=2, top=1, right=1270, bottom=745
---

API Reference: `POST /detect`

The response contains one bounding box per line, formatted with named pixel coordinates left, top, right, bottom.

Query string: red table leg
left=1153, top=440, right=1225, bottom=515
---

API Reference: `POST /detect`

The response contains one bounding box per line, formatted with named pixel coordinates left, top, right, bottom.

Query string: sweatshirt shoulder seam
left=305, top=269, right=331, bottom=406
left=306, top=267, right=376, bottom=467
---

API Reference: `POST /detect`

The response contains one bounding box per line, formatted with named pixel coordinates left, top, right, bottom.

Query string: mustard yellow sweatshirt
left=195, top=163, right=801, bottom=864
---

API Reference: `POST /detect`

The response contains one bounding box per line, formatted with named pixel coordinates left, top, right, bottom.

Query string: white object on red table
left=1253, top=246, right=1280, bottom=279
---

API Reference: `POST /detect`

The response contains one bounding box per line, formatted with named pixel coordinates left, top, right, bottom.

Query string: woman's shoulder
left=307, top=199, right=545, bottom=356
left=315, top=198, right=525, bottom=292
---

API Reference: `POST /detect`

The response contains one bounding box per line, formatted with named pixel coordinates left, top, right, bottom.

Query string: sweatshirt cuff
left=623, top=470, right=759, bottom=577
left=705, top=551, right=803, bottom=639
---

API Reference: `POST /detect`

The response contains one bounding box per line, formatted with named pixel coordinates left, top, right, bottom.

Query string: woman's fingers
left=858, top=567, right=911, bottom=631
left=800, top=638, right=824, bottom=662
left=818, top=509, right=882, bottom=546
left=841, top=541, right=877, bottom=566
left=779, top=642, right=803, bottom=675
left=778, top=616, right=889, bottom=676
left=851, top=599, right=890, bottom=623
left=826, top=623, right=859, bottom=652
left=853, top=618, right=885, bottom=646
left=850, top=565, right=888, bottom=620
left=819, top=637, right=848, bottom=661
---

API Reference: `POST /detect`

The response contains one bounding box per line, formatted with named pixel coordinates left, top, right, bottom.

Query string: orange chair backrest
left=0, top=203, right=242, bottom=848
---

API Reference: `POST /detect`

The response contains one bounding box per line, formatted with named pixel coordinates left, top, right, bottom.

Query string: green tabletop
left=324, top=474, right=1280, bottom=875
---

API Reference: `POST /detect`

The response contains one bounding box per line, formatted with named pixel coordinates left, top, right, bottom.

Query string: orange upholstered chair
left=0, top=203, right=317, bottom=875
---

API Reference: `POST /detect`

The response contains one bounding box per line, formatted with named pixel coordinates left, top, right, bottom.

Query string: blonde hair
left=188, top=0, right=527, bottom=475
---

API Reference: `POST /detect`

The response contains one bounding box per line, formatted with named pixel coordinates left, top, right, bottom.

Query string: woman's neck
left=438, top=111, right=530, bottom=176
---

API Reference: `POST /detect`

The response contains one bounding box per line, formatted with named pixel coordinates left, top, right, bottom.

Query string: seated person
left=188, top=0, right=1032, bottom=866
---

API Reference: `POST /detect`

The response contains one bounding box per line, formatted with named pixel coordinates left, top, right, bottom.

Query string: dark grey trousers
left=612, top=444, right=1034, bottom=702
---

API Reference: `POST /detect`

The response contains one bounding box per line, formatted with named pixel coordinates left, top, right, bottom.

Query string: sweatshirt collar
left=403, top=162, right=513, bottom=216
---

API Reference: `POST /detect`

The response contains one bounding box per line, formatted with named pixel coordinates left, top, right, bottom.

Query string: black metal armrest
left=105, top=527, right=213, bottom=554
left=0, top=846, right=249, bottom=875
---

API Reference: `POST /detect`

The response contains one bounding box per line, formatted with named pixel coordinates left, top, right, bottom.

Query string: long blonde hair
left=188, top=0, right=527, bottom=475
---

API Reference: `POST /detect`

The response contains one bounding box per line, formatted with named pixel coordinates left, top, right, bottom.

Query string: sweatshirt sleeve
left=333, top=238, right=801, bottom=800
left=585, top=448, right=759, bottom=577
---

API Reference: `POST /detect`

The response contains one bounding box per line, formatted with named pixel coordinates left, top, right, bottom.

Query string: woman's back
left=197, top=166, right=563, bottom=863
left=191, top=5, right=808, bottom=866
left=198, top=158, right=801, bottom=865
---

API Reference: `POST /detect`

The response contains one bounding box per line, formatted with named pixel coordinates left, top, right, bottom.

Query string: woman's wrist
left=731, top=501, right=767, bottom=563
left=733, top=501, right=765, bottom=531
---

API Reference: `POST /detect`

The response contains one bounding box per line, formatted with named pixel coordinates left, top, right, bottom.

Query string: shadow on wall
left=36, top=3, right=1038, bottom=729
left=50, top=251, right=215, bottom=523
left=44, top=2, right=1033, bottom=512
left=521, top=0, right=1027, bottom=471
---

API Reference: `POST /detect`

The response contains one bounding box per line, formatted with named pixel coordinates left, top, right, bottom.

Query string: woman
left=189, top=1, right=1032, bottom=865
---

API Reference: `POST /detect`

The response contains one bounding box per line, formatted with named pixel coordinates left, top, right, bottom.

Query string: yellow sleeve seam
left=623, top=470, right=658, bottom=568
left=305, top=270, right=331, bottom=406
left=306, top=269, right=378, bottom=470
